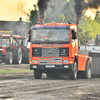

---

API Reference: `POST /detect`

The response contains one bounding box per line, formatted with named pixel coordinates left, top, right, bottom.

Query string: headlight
left=32, top=60, right=37, bottom=63
left=64, top=60, right=69, bottom=63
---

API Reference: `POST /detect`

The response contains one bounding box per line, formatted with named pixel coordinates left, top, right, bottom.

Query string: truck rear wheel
left=84, top=60, right=92, bottom=79
left=5, top=52, right=13, bottom=64
left=69, top=62, right=77, bottom=79
left=78, top=60, right=92, bottom=79
left=34, top=70, right=42, bottom=79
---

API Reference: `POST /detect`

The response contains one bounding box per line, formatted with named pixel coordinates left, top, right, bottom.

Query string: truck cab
left=30, top=23, right=92, bottom=79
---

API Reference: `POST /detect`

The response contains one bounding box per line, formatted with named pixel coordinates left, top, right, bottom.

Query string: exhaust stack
left=40, top=15, right=43, bottom=23
left=76, top=18, right=79, bottom=50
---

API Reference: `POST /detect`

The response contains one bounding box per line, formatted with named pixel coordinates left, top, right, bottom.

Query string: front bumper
left=30, top=64, right=73, bottom=70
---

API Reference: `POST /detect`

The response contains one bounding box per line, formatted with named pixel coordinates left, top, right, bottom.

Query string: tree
left=79, top=14, right=100, bottom=44
left=29, top=5, right=38, bottom=26
left=95, top=11, right=100, bottom=24
left=61, top=0, right=76, bottom=23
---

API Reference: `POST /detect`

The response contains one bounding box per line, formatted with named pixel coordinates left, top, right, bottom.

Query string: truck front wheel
left=34, top=70, right=42, bottom=79
left=68, top=62, right=77, bottom=79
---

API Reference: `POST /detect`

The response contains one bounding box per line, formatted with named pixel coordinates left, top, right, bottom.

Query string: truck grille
left=39, top=58, right=62, bottom=65
left=42, top=48, right=59, bottom=57
left=32, top=48, right=69, bottom=57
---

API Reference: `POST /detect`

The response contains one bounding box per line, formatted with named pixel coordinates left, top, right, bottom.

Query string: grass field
left=0, top=69, right=32, bottom=74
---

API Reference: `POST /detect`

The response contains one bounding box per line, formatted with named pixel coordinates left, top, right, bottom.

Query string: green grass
left=0, top=69, right=32, bottom=74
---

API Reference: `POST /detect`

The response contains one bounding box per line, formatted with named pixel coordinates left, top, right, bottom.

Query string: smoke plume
left=74, top=0, right=100, bottom=18
left=37, top=0, right=51, bottom=18
left=0, top=0, right=37, bottom=21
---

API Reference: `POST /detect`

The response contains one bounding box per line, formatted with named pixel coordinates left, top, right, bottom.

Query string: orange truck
left=29, top=22, right=92, bottom=79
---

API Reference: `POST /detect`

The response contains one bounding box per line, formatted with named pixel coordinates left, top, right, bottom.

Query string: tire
left=22, top=50, right=25, bottom=63
left=12, top=50, right=16, bottom=64
left=13, top=48, right=22, bottom=64
left=5, top=52, right=13, bottom=64
left=84, top=60, right=92, bottom=79
left=24, top=51, right=30, bottom=64
left=22, top=50, right=30, bottom=64
left=34, top=70, right=42, bottom=79
left=69, top=62, right=77, bottom=79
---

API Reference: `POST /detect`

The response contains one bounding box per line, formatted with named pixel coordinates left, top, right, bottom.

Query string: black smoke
left=74, top=0, right=100, bottom=18
left=38, top=0, right=51, bottom=18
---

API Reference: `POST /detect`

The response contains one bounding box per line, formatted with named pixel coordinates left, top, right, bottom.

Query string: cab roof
left=31, top=23, right=77, bottom=30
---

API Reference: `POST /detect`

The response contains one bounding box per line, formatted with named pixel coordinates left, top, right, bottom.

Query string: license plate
left=46, top=65, right=55, bottom=68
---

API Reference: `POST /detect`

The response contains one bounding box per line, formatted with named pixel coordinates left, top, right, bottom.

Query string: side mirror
left=72, top=30, right=77, bottom=39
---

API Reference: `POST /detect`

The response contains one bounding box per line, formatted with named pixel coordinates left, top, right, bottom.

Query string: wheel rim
left=19, top=50, right=22, bottom=64
left=74, top=63, right=77, bottom=78
left=88, top=65, right=91, bottom=77
left=10, top=53, right=12, bottom=64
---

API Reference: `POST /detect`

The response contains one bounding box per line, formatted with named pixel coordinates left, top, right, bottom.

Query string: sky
left=0, top=0, right=37, bottom=21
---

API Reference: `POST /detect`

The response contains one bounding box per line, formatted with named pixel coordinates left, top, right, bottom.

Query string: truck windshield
left=2, top=39, right=9, bottom=47
left=32, top=29, right=70, bottom=44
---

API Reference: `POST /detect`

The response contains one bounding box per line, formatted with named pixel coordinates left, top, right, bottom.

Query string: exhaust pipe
left=40, top=15, right=43, bottom=23
left=76, top=18, right=79, bottom=51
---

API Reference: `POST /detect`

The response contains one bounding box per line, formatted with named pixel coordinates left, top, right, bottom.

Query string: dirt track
left=0, top=64, right=100, bottom=100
